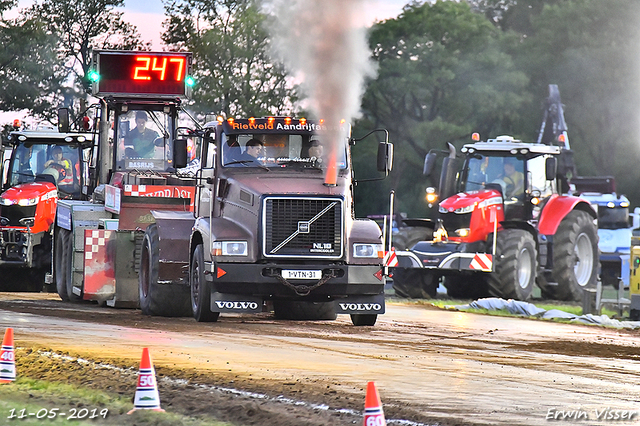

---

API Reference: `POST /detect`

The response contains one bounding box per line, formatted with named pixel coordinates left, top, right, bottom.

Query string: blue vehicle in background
left=574, top=179, right=635, bottom=289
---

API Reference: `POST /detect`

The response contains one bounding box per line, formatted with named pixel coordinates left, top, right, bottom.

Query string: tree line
left=2, top=0, right=639, bottom=216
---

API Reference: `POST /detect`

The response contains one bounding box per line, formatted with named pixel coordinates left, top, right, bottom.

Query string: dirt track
left=1, top=293, right=639, bottom=426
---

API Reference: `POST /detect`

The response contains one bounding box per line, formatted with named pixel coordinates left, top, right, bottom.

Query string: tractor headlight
left=0, top=197, right=14, bottom=206
left=18, top=197, right=39, bottom=207
left=454, top=204, right=476, bottom=214
left=353, top=243, right=383, bottom=258
left=455, top=228, right=470, bottom=237
left=213, top=241, right=248, bottom=256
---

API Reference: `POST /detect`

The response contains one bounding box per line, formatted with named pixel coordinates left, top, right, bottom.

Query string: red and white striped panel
left=384, top=250, right=398, bottom=267
left=469, top=253, right=492, bottom=272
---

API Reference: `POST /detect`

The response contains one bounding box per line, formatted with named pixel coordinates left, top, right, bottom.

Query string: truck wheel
left=273, top=300, right=337, bottom=320
left=551, top=210, right=598, bottom=301
left=487, top=229, right=536, bottom=301
left=54, top=229, right=70, bottom=301
left=139, top=224, right=191, bottom=317
left=392, top=269, right=438, bottom=298
left=190, top=243, right=219, bottom=322
left=443, top=275, right=490, bottom=300
left=350, top=314, right=377, bottom=326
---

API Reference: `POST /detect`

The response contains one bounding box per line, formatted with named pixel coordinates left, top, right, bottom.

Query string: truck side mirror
left=173, top=138, right=188, bottom=168
left=376, top=142, right=393, bottom=174
left=423, top=152, right=437, bottom=176
left=545, top=157, right=557, bottom=181
left=58, top=108, right=70, bottom=133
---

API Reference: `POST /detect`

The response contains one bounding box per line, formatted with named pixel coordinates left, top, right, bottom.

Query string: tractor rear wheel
left=139, top=224, right=191, bottom=317
left=392, top=268, right=438, bottom=299
left=550, top=210, right=598, bottom=301
left=487, top=229, right=536, bottom=301
left=190, top=243, right=220, bottom=322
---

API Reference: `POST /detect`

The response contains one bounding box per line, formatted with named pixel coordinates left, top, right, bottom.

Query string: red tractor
left=0, top=129, right=93, bottom=291
left=392, top=134, right=598, bottom=301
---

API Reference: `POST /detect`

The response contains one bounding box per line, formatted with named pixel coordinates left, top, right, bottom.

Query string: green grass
left=0, top=378, right=233, bottom=426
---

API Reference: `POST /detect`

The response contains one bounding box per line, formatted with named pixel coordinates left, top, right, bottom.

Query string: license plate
left=282, top=269, right=322, bottom=280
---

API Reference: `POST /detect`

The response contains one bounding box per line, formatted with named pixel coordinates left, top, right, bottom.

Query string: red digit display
left=93, top=51, right=192, bottom=97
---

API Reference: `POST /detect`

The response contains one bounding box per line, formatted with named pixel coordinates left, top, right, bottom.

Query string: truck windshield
left=221, top=133, right=347, bottom=170
left=116, top=109, right=173, bottom=171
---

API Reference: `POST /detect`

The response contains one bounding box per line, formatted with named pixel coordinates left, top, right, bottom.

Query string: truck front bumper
left=395, top=240, right=493, bottom=272
left=206, top=262, right=384, bottom=299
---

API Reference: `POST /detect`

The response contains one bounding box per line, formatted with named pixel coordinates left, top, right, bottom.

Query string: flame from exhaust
left=268, top=0, right=377, bottom=185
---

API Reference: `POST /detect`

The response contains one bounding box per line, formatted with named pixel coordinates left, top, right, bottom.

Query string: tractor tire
left=139, top=224, right=191, bottom=317
left=55, top=228, right=70, bottom=301
left=350, top=314, right=377, bottom=326
left=392, top=228, right=431, bottom=251
left=273, top=300, right=337, bottom=320
left=550, top=210, right=598, bottom=301
left=486, top=229, right=536, bottom=301
left=190, top=243, right=219, bottom=322
left=392, top=268, right=438, bottom=299
left=443, top=274, right=490, bottom=300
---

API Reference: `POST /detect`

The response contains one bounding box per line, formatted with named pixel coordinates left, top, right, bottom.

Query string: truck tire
left=392, top=269, right=438, bottom=299
left=443, top=274, right=490, bottom=300
left=350, top=314, right=377, bottom=326
left=139, top=224, right=191, bottom=317
left=190, top=243, right=219, bottom=322
left=550, top=210, right=598, bottom=301
left=273, top=300, right=337, bottom=320
left=55, top=228, right=70, bottom=301
left=486, top=229, right=536, bottom=301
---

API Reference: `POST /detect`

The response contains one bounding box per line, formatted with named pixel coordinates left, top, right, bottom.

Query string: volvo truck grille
left=263, top=197, right=343, bottom=259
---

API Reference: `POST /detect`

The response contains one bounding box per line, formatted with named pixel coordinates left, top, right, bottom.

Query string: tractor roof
left=462, top=135, right=561, bottom=155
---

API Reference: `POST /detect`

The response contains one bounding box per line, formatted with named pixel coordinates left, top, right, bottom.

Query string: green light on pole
left=185, top=76, right=195, bottom=87
left=88, top=71, right=100, bottom=82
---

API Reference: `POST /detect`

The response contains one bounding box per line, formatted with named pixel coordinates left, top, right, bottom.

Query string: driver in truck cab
left=124, top=111, right=160, bottom=158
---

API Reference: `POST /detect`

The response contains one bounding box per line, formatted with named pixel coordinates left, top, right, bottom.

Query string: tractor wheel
left=392, top=268, right=438, bottom=299
left=55, top=228, right=70, bottom=301
left=190, top=243, right=219, bottom=322
left=273, top=300, right=337, bottom=320
left=350, top=314, right=377, bottom=326
left=443, top=274, right=490, bottom=300
left=486, top=229, right=536, bottom=301
left=139, top=224, right=191, bottom=317
left=550, top=210, right=598, bottom=301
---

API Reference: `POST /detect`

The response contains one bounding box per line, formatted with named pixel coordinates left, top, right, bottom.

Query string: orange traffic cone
left=0, top=327, right=15, bottom=383
left=363, top=381, right=386, bottom=426
left=127, top=348, right=165, bottom=414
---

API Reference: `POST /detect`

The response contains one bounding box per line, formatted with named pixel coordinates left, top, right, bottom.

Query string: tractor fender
left=537, top=194, right=596, bottom=235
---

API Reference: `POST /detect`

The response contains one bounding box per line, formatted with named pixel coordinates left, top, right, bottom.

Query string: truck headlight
left=17, top=197, right=39, bottom=207
left=212, top=241, right=248, bottom=256
left=353, top=243, right=383, bottom=258
left=0, top=198, right=14, bottom=206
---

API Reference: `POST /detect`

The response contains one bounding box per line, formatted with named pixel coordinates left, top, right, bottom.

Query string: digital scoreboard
left=90, top=50, right=193, bottom=98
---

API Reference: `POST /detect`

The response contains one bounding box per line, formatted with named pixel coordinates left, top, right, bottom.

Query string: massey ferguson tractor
left=392, top=85, right=599, bottom=301
left=140, top=117, right=393, bottom=326
left=0, top=128, right=93, bottom=291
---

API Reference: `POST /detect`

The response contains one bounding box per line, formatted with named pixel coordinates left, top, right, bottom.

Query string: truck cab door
left=195, top=136, right=217, bottom=219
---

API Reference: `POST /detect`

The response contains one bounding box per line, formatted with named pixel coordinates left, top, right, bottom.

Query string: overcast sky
left=123, top=0, right=406, bottom=49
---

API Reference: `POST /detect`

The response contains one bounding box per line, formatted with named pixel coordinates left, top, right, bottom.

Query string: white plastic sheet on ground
left=446, top=297, right=640, bottom=329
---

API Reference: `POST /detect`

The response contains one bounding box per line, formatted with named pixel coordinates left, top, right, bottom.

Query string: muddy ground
left=1, top=293, right=639, bottom=426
